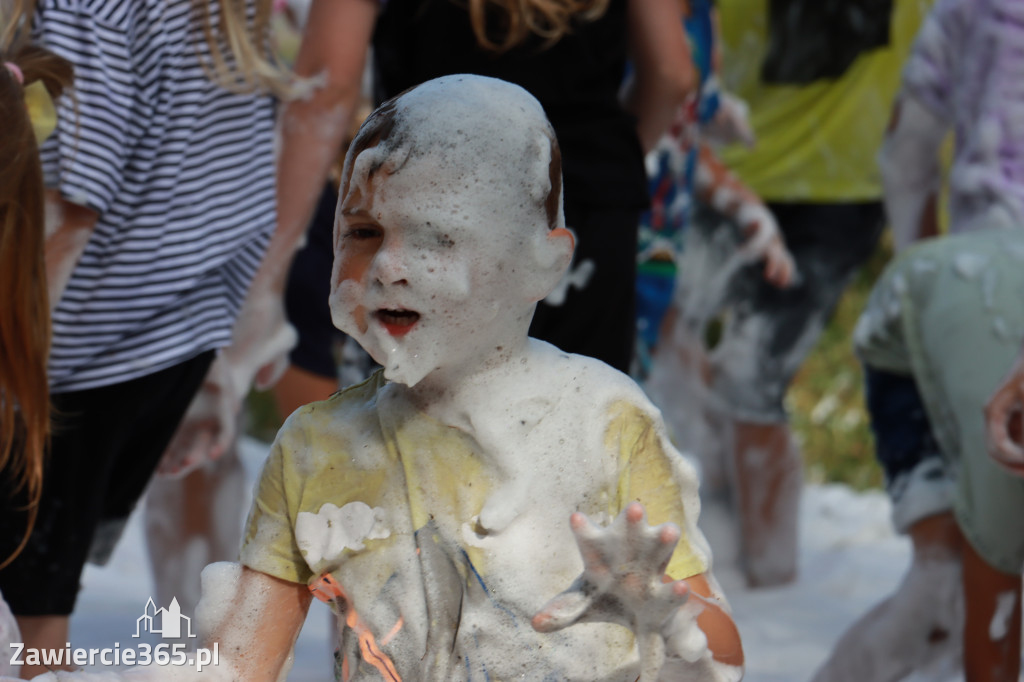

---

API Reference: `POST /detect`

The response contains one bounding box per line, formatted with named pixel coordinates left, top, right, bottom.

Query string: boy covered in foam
left=19, top=74, right=741, bottom=682
left=244, top=74, right=741, bottom=681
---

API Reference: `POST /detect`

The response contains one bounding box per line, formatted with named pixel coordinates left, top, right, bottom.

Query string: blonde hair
left=0, top=42, right=72, bottom=569
left=467, top=0, right=612, bottom=53
left=192, top=0, right=293, bottom=97
left=2, top=0, right=292, bottom=97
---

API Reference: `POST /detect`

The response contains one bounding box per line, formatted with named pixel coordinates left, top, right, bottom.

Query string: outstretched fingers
left=533, top=503, right=689, bottom=644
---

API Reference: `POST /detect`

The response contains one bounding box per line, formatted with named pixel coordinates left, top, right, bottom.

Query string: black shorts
left=864, top=366, right=941, bottom=485
left=0, top=351, right=214, bottom=616
left=691, top=201, right=885, bottom=421
left=284, top=184, right=347, bottom=379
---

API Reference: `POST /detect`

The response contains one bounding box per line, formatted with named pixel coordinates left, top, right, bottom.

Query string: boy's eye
left=344, top=225, right=383, bottom=240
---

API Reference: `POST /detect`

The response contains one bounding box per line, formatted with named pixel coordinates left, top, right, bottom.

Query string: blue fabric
left=634, top=3, right=719, bottom=377
left=863, top=366, right=941, bottom=484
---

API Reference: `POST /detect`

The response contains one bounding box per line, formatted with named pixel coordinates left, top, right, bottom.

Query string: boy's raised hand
left=531, top=503, right=692, bottom=681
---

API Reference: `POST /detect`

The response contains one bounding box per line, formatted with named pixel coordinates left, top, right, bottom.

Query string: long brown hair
left=0, top=43, right=72, bottom=569
left=466, top=0, right=612, bottom=52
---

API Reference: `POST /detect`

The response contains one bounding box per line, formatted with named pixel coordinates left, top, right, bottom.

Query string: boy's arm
left=204, top=567, right=313, bottom=682
left=12, top=568, right=312, bottom=681
left=667, top=569, right=741, bottom=667
left=667, top=573, right=743, bottom=667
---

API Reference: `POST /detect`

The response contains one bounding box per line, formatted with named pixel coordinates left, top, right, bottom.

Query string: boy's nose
left=371, top=242, right=410, bottom=286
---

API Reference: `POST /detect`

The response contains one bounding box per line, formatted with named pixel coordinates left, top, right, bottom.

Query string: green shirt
left=717, top=0, right=932, bottom=201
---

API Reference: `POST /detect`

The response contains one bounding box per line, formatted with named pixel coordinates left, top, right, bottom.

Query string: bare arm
left=268, top=0, right=378, bottom=297
left=11, top=569, right=310, bottom=681
left=44, top=191, right=98, bottom=311
left=678, top=573, right=743, bottom=667
left=623, top=0, right=696, bottom=154
left=224, top=0, right=378, bottom=374
left=695, top=145, right=794, bottom=288
left=878, top=94, right=947, bottom=252
left=205, top=568, right=313, bottom=682
left=157, top=0, right=379, bottom=474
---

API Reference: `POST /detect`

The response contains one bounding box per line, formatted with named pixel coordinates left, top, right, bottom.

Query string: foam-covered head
left=329, top=75, right=574, bottom=388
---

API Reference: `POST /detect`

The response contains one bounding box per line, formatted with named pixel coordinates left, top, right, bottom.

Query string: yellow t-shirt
left=241, top=368, right=707, bottom=680
left=717, top=0, right=932, bottom=201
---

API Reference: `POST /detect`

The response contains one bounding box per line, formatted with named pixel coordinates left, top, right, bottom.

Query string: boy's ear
left=525, top=227, right=575, bottom=303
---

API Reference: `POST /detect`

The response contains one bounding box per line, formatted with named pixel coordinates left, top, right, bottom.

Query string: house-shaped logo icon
left=134, top=597, right=195, bottom=639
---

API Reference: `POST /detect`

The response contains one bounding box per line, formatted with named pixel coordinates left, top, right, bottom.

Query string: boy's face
left=329, top=152, right=537, bottom=388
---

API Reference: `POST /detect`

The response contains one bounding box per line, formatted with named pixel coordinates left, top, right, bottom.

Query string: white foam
left=295, top=501, right=390, bottom=568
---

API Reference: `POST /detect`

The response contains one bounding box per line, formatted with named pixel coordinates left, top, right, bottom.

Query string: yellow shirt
left=241, top=368, right=707, bottom=680
left=717, top=0, right=932, bottom=201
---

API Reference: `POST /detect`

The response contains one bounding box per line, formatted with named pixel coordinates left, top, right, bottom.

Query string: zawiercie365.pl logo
left=10, top=597, right=219, bottom=672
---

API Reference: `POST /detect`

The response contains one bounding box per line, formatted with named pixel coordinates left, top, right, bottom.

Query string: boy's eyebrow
left=341, top=207, right=374, bottom=218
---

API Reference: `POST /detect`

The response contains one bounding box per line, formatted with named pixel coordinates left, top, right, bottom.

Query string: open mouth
left=374, top=308, right=421, bottom=336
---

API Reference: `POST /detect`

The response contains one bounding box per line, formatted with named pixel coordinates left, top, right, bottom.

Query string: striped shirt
left=35, top=0, right=277, bottom=393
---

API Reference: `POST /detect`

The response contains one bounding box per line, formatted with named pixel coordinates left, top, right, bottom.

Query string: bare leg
left=962, top=538, right=1021, bottom=682
left=645, top=307, right=729, bottom=496
left=144, top=445, right=246, bottom=617
left=811, top=511, right=964, bottom=682
left=650, top=292, right=800, bottom=587
left=14, top=615, right=71, bottom=678
left=728, top=419, right=802, bottom=587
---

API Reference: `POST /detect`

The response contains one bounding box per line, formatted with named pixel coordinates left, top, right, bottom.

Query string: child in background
left=635, top=0, right=795, bottom=590
left=13, top=74, right=743, bottom=682
left=635, top=0, right=792, bottom=380
left=814, top=230, right=1024, bottom=682
left=686, top=0, right=931, bottom=588
left=813, top=0, right=1024, bottom=680
left=0, top=1, right=295, bottom=677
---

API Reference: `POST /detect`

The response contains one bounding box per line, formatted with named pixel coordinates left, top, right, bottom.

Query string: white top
left=36, top=0, right=277, bottom=393
left=900, top=0, right=1024, bottom=233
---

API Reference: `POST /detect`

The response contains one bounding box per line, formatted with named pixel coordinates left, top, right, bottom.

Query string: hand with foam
left=701, top=91, right=755, bottom=148
left=736, top=202, right=796, bottom=289
left=221, top=289, right=299, bottom=394
left=531, top=503, right=693, bottom=682
left=156, top=294, right=297, bottom=478
left=155, top=354, right=239, bottom=478
left=986, top=348, right=1024, bottom=476
left=694, top=146, right=795, bottom=290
